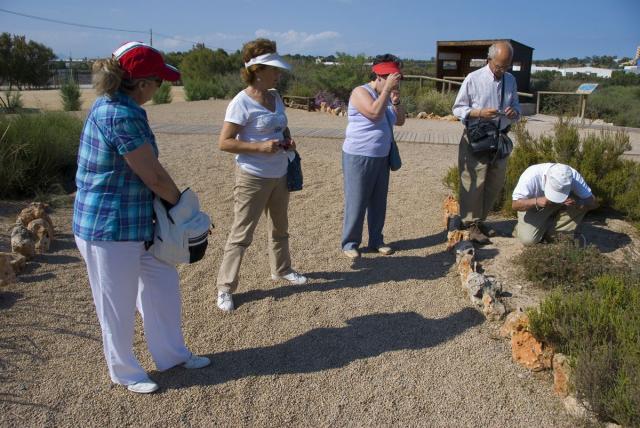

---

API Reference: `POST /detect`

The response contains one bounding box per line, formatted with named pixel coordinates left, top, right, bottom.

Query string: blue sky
left=1, top=0, right=638, bottom=60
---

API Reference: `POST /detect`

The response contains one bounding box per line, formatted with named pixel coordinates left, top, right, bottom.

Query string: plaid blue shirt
left=73, top=92, right=158, bottom=242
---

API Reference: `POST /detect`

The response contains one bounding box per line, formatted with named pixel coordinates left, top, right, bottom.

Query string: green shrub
left=410, top=89, right=456, bottom=116
left=442, top=165, right=460, bottom=197
left=528, top=274, right=640, bottom=426
left=587, top=86, right=640, bottom=128
left=184, top=73, right=245, bottom=101
left=0, top=112, right=82, bottom=198
left=0, top=91, right=24, bottom=112
left=60, top=77, right=81, bottom=111
left=152, top=81, right=173, bottom=104
left=516, top=235, right=611, bottom=290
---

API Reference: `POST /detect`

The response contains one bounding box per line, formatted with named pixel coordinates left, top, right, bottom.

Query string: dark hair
left=371, top=53, right=402, bottom=79
left=373, top=53, right=402, bottom=67
left=241, top=38, right=277, bottom=85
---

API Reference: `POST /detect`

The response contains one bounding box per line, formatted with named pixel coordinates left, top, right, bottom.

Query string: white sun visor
left=244, top=53, right=292, bottom=71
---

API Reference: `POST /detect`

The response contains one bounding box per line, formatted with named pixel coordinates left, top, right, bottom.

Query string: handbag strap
left=497, top=74, right=505, bottom=131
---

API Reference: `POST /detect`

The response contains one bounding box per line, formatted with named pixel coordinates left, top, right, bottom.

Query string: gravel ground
left=0, top=98, right=610, bottom=427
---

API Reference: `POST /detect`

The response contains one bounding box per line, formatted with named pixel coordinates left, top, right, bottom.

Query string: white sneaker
left=271, top=271, right=308, bottom=285
left=217, top=291, right=234, bottom=311
left=127, top=379, right=159, bottom=394
left=182, top=354, right=211, bottom=369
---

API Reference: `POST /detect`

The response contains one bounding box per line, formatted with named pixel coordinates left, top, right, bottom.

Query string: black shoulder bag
left=465, top=75, right=513, bottom=161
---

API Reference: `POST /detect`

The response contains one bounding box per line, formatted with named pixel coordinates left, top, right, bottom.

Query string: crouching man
left=512, top=163, right=597, bottom=245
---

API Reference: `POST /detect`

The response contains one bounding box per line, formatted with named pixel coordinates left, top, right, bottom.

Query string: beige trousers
left=458, top=133, right=508, bottom=224
left=216, top=167, right=291, bottom=293
left=516, top=205, right=587, bottom=245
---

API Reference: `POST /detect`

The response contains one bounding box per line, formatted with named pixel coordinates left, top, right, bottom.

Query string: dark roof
left=437, top=39, right=534, bottom=51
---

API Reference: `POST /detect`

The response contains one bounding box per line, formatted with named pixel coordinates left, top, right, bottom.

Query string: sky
left=1, top=0, right=638, bottom=61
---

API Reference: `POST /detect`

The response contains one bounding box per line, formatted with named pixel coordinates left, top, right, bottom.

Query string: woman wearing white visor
left=216, top=38, right=307, bottom=311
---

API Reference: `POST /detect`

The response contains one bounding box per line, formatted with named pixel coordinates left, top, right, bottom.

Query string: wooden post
left=536, top=92, right=540, bottom=115
left=580, top=95, right=586, bottom=121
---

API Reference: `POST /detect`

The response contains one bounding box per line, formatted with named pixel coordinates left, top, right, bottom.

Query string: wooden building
left=436, top=39, right=533, bottom=93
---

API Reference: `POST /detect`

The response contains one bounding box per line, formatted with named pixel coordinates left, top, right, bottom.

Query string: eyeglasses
left=491, top=60, right=511, bottom=71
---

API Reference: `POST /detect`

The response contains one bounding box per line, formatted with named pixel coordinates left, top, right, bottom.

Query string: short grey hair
left=488, top=42, right=513, bottom=59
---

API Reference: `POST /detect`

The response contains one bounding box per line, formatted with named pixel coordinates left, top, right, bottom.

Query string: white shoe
left=343, top=248, right=360, bottom=259
left=182, top=354, right=211, bottom=369
left=217, top=291, right=234, bottom=311
left=271, top=271, right=308, bottom=285
left=127, top=379, right=159, bottom=394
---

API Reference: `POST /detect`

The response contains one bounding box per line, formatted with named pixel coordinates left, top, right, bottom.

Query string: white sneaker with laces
left=271, top=271, right=308, bottom=285
left=127, top=379, right=159, bottom=394
left=182, top=354, right=211, bottom=369
left=217, top=291, right=234, bottom=311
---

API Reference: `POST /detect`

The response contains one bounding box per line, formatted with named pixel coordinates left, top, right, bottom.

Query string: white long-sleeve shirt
left=452, top=64, right=521, bottom=131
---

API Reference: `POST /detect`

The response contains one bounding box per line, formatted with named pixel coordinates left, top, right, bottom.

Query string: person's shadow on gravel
left=155, top=308, right=484, bottom=389
left=234, top=252, right=452, bottom=309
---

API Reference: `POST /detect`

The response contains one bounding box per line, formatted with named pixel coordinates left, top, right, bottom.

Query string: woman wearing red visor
left=341, top=54, right=405, bottom=259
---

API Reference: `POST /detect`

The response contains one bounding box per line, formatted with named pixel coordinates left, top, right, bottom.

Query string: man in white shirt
left=512, top=163, right=597, bottom=245
left=452, top=41, right=521, bottom=244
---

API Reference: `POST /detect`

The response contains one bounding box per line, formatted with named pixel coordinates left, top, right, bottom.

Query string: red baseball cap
left=113, top=42, right=181, bottom=81
left=372, top=61, right=402, bottom=76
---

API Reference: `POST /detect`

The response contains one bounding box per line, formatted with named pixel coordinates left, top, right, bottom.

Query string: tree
left=0, top=33, right=55, bottom=89
left=180, top=45, right=240, bottom=81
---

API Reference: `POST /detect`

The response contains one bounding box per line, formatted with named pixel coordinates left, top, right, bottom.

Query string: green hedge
left=152, top=81, right=173, bottom=104
left=0, top=112, right=82, bottom=197
left=528, top=273, right=640, bottom=426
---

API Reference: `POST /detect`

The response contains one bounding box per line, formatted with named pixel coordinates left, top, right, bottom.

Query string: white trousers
left=75, top=237, right=191, bottom=385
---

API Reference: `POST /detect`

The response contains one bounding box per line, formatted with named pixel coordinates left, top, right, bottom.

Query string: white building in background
left=624, top=65, right=640, bottom=74
left=531, top=65, right=616, bottom=78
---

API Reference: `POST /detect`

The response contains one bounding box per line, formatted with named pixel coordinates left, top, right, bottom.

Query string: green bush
left=152, top=81, right=173, bottom=104
left=184, top=73, right=245, bottom=101
left=0, top=91, right=23, bottom=112
left=515, top=236, right=611, bottom=290
left=60, top=77, right=81, bottom=111
left=528, top=274, right=640, bottom=426
left=442, top=165, right=460, bottom=197
left=0, top=112, right=82, bottom=198
left=406, top=88, right=456, bottom=116
left=587, top=86, right=640, bottom=128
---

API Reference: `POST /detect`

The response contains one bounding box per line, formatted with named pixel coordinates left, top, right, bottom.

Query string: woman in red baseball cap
left=73, top=42, right=210, bottom=394
left=341, top=54, right=406, bottom=259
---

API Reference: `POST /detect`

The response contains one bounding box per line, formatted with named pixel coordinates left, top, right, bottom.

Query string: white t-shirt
left=512, top=163, right=593, bottom=201
left=224, top=89, right=288, bottom=178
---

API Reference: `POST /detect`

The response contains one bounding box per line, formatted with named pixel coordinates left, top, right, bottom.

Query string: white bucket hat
left=544, top=163, right=573, bottom=203
left=244, top=52, right=292, bottom=71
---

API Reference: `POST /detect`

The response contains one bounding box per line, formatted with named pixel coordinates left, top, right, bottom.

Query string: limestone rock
left=0, top=252, right=26, bottom=274
left=454, top=240, right=475, bottom=264
left=482, top=292, right=506, bottom=321
left=27, top=219, right=52, bottom=253
left=511, top=330, right=553, bottom=371
left=457, top=253, right=475, bottom=284
left=553, top=353, right=572, bottom=398
left=447, top=230, right=470, bottom=251
left=17, top=202, right=54, bottom=237
left=11, top=224, right=36, bottom=259
left=562, top=395, right=596, bottom=422
left=416, top=111, right=428, bottom=119
left=466, top=272, right=487, bottom=299
left=442, top=195, right=460, bottom=228
left=0, top=254, right=17, bottom=287
left=499, top=308, right=529, bottom=338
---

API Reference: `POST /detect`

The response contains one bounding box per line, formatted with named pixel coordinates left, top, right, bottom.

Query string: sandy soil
left=2, top=99, right=637, bottom=426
